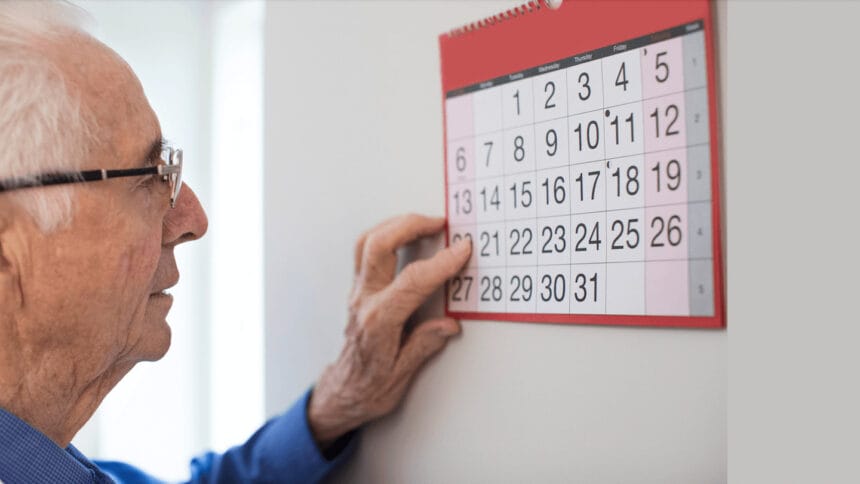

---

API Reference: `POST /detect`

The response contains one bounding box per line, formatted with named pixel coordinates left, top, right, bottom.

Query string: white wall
left=264, top=2, right=726, bottom=482
left=725, top=2, right=860, bottom=482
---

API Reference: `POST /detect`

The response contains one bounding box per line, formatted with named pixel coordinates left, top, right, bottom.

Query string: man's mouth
left=151, top=276, right=180, bottom=298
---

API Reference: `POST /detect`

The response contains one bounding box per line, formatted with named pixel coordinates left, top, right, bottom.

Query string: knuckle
left=399, top=263, right=420, bottom=285
left=398, top=213, right=423, bottom=231
left=399, top=263, right=428, bottom=296
left=363, top=233, right=384, bottom=257
left=384, top=214, right=407, bottom=231
left=357, top=299, right=386, bottom=328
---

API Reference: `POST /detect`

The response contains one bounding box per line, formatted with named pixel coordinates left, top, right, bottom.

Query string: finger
left=394, top=317, right=461, bottom=381
left=359, top=214, right=447, bottom=287
left=354, top=234, right=367, bottom=275
left=362, top=214, right=445, bottom=264
left=353, top=216, right=401, bottom=274
left=381, top=237, right=471, bottom=323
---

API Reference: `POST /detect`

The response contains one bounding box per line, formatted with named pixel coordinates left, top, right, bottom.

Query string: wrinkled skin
left=309, top=215, right=471, bottom=445
left=0, top=30, right=471, bottom=450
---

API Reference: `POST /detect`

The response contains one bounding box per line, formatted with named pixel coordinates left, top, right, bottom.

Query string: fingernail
left=454, top=238, right=471, bottom=252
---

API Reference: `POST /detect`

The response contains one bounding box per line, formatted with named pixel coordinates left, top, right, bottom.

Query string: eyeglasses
left=0, top=144, right=184, bottom=208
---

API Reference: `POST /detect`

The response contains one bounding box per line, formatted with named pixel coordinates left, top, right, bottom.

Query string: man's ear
left=0, top=210, right=23, bottom=309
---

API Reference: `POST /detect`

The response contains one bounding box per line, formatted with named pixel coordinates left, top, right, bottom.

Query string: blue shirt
left=0, top=388, right=356, bottom=483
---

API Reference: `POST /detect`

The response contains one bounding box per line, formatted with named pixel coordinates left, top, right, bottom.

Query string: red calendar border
left=439, top=0, right=724, bottom=329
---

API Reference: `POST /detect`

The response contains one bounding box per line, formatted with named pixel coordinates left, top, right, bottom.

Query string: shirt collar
left=0, top=406, right=104, bottom=483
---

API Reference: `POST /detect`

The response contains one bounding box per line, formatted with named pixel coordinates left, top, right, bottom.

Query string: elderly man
left=0, top=2, right=470, bottom=483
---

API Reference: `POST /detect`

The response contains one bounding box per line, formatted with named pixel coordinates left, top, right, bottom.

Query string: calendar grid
left=447, top=87, right=708, bottom=145
left=449, top=140, right=710, bottom=183
left=445, top=21, right=715, bottom=319
left=448, top=199, right=708, bottom=226
left=453, top=248, right=715, bottom=270
left=598, top=53, right=609, bottom=315
left=635, top=50, right=647, bottom=317
left=528, top=74, right=536, bottom=314
left=592, top=54, right=609, bottom=313
left=565, top=78, right=573, bottom=314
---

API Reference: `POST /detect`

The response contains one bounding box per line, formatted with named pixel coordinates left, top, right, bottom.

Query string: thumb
left=394, top=317, right=461, bottom=380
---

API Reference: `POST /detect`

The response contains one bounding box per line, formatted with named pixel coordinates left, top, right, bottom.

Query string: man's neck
left=0, top=322, right=133, bottom=447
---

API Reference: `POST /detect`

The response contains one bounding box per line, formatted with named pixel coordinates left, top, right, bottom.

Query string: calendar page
left=440, top=0, right=724, bottom=328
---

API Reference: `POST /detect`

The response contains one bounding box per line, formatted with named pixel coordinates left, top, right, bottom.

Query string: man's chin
left=138, top=321, right=172, bottom=362
left=138, top=299, right=173, bottom=361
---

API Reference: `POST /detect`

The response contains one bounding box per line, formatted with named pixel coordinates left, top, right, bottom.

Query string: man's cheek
left=116, top=236, right=162, bottom=299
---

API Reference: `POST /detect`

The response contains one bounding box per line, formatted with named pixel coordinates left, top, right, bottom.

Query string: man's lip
left=151, top=278, right=180, bottom=295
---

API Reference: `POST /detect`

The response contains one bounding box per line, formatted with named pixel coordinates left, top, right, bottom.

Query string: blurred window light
left=209, top=0, right=266, bottom=452
left=70, top=0, right=265, bottom=479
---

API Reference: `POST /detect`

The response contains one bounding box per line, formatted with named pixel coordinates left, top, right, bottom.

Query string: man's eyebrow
left=143, top=137, right=165, bottom=167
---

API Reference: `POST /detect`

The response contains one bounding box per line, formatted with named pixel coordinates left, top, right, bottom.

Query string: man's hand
left=307, top=214, right=471, bottom=447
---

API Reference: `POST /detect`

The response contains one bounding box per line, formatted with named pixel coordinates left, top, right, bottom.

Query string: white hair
left=0, top=1, right=97, bottom=232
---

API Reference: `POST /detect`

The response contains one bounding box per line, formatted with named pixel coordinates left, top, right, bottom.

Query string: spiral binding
left=445, top=0, right=556, bottom=38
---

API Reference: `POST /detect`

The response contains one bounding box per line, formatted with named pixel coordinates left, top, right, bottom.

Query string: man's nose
left=163, top=182, right=209, bottom=246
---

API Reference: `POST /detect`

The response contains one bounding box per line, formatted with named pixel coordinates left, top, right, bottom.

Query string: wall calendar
left=440, top=0, right=724, bottom=328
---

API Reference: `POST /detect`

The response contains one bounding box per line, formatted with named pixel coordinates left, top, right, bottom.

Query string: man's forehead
left=46, top=31, right=161, bottom=168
